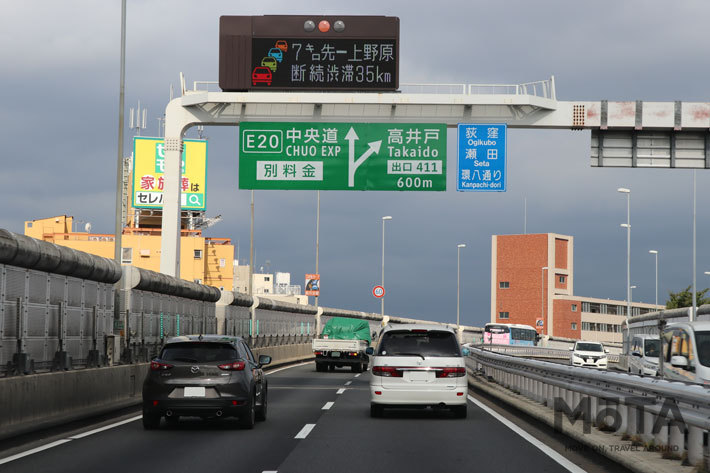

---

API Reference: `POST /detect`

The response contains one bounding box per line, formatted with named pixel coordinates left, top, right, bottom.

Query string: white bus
left=483, top=323, right=538, bottom=346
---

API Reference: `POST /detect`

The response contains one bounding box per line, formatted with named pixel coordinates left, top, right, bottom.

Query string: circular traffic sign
left=373, top=285, right=385, bottom=298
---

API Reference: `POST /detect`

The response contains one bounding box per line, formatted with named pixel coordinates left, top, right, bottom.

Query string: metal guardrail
left=190, top=77, right=556, bottom=100
left=474, top=344, right=620, bottom=363
left=467, top=347, right=709, bottom=469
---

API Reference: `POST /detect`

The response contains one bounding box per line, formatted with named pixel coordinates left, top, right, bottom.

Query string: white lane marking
left=0, top=414, right=145, bottom=465
left=265, top=361, right=314, bottom=376
left=467, top=395, right=587, bottom=473
left=336, top=388, right=346, bottom=394
left=67, top=415, right=142, bottom=439
left=322, top=402, right=334, bottom=410
left=0, top=361, right=315, bottom=466
left=294, top=423, right=316, bottom=439
left=354, top=373, right=361, bottom=378
left=0, top=440, right=72, bottom=465
left=345, top=381, right=352, bottom=386
left=262, top=471, right=278, bottom=473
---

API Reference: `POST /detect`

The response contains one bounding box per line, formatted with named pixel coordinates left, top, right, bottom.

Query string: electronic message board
left=219, top=15, right=399, bottom=91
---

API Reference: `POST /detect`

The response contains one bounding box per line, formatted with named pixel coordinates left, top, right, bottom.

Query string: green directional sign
left=238, top=122, right=446, bottom=191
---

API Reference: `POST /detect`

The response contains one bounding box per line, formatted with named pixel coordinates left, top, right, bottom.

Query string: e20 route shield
left=238, top=122, right=446, bottom=191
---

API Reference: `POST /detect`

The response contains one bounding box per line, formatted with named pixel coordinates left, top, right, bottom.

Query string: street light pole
left=618, top=187, right=631, bottom=347
left=315, top=191, right=320, bottom=308
left=381, top=216, right=392, bottom=318
left=113, top=0, right=127, bottom=264
left=649, top=250, right=659, bottom=307
left=249, top=190, right=254, bottom=296
left=692, top=170, right=697, bottom=321
left=457, top=244, right=466, bottom=333
left=541, top=266, right=549, bottom=335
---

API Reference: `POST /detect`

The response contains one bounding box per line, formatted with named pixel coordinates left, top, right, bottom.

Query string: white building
left=233, top=263, right=308, bottom=305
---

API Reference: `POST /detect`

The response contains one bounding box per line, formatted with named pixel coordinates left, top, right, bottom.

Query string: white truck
left=312, top=337, right=370, bottom=373
left=312, top=317, right=371, bottom=373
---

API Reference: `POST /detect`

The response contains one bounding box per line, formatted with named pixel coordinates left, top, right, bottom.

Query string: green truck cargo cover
left=321, top=317, right=371, bottom=344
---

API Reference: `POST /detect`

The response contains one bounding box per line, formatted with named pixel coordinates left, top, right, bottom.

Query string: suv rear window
left=160, top=342, right=238, bottom=363
left=377, top=330, right=461, bottom=357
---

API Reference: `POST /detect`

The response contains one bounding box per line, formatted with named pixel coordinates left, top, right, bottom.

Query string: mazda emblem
left=190, top=366, right=200, bottom=374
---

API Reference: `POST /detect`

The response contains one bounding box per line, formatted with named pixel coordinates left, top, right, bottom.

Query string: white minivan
left=368, top=324, right=468, bottom=418
left=627, top=334, right=660, bottom=376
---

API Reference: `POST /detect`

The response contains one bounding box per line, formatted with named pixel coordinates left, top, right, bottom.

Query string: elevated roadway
left=0, top=362, right=627, bottom=473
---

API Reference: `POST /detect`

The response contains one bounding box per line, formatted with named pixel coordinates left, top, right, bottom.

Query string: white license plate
left=405, top=371, right=434, bottom=382
left=184, top=387, right=206, bottom=397
left=331, top=352, right=341, bottom=357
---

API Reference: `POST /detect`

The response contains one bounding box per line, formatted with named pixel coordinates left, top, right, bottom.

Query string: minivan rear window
left=160, top=342, right=238, bottom=363
left=377, top=330, right=461, bottom=357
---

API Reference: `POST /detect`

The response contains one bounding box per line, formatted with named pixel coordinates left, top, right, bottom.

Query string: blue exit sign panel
left=457, top=124, right=506, bottom=192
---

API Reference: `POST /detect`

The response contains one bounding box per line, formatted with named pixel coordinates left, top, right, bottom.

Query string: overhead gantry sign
left=157, top=16, right=710, bottom=277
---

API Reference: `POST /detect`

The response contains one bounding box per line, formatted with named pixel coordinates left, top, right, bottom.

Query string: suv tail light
left=218, top=361, right=246, bottom=371
left=435, top=367, right=466, bottom=378
left=372, top=366, right=403, bottom=377
left=150, top=361, right=173, bottom=371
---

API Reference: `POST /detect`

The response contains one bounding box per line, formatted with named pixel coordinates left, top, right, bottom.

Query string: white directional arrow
left=346, top=127, right=382, bottom=187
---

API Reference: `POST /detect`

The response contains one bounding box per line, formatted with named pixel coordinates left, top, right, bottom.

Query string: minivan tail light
left=435, top=367, right=466, bottom=378
left=372, top=366, right=403, bottom=377
left=150, top=361, right=173, bottom=371
left=218, top=361, right=246, bottom=371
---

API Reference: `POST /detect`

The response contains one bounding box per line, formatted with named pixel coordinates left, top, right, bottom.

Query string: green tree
left=666, top=285, right=710, bottom=309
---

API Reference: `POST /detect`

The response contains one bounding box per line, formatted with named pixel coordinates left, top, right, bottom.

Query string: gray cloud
left=2, top=0, right=710, bottom=327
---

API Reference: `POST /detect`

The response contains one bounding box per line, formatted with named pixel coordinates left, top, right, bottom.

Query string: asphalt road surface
left=0, top=362, right=630, bottom=473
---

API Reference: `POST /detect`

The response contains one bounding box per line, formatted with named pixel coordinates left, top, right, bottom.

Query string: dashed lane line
left=294, top=424, right=316, bottom=439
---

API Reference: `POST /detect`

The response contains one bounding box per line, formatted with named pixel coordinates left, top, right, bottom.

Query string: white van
left=627, top=334, right=660, bottom=376
left=661, top=321, right=710, bottom=385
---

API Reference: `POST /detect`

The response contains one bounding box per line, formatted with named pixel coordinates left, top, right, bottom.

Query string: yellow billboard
left=132, top=137, right=207, bottom=210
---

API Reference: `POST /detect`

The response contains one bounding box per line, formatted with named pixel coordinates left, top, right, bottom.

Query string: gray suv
left=142, top=335, right=271, bottom=429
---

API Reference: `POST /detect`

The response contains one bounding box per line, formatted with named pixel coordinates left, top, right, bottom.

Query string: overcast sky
left=2, top=1, right=710, bottom=327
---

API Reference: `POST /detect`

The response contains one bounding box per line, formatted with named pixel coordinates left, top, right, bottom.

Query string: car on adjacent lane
left=142, top=335, right=271, bottom=429
left=570, top=341, right=608, bottom=370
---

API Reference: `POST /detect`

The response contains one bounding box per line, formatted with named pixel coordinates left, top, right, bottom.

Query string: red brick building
left=491, top=233, right=660, bottom=341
